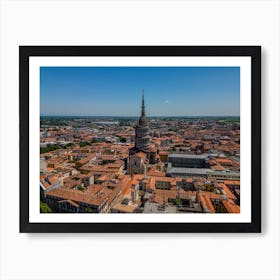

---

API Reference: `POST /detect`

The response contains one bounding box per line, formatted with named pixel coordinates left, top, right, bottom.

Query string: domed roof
left=139, top=115, right=147, bottom=126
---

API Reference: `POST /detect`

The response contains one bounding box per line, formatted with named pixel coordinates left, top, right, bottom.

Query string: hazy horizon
left=40, top=114, right=240, bottom=118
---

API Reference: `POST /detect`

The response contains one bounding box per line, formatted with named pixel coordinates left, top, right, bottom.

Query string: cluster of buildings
left=40, top=94, right=240, bottom=214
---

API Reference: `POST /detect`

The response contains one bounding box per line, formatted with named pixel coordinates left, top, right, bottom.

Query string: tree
left=100, top=160, right=113, bottom=165
left=79, top=141, right=91, bottom=147
left=40, top=145, right=60, bottom=154
left=40, top=201, right=52, bottom=213
left=174, top=198, right=182, bottom=206
left=77, top=185, right=84, bottom=191
left=65, top=143, right=74, bottom=148
left=85, top=207, right=94, bottom=213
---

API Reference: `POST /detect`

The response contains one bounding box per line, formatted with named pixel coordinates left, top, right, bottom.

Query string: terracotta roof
left=136, top=151, right=147, bottom=159
left=216, top=158, right=233, bottom=163
left=58, top=199, right=79, bottom=208
left=198, top=193, right=215, bottom=213
left=112, top=203, right=137, bottom=213
left=224, top=180, right=240, bottom=186
left=217, top=183, right=236, bottom=200
left=222, top=200, right=240, bottom=213
left=47, top=187, right=108, bottom=207
left=211, top=164, right=226, bottom=171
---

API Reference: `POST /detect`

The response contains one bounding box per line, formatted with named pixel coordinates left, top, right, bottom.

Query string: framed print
left=19, top=46, right=261, bottom=233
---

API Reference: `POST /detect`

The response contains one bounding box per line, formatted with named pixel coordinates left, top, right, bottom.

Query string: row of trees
left=41, top=137, right=106, bottom=154
left=40, top=143, right=75, bottom=154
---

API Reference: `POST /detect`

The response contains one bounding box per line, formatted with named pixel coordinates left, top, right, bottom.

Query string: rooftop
left=168, top=153, right=218, bottom=159
left=167, top=167, right=212, bottom=175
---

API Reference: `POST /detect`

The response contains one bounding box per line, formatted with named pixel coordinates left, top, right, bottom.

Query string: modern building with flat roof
left=167, top=153, right=240, bottom=180
left=166, top=165, right=212, bottom=178
left=168, top=153, right=217, bottom=168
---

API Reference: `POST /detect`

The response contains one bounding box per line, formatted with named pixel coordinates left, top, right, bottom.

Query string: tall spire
left=141, top=89, right=145, bottom=117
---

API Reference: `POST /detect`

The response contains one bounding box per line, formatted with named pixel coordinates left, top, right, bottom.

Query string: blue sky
left=40, top=67, right=240, bottom=116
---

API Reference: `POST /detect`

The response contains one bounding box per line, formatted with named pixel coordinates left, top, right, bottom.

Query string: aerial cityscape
left=40, top=67, right=240, bottom=214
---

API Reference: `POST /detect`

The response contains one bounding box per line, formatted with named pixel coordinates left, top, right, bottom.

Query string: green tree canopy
left=40, top=201, right=52, bottom=213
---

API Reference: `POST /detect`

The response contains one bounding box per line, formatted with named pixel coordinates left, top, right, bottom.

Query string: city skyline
left=40, top=99, right=241, bottom=214
left=40, top=66, right=240, bottom=117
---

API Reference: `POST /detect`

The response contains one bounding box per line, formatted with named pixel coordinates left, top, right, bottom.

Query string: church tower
left=134, top=92, right=150, bottom=152
left=127, top=91, right=151, bottom=175
left=127, top=90, right=158, bottom=175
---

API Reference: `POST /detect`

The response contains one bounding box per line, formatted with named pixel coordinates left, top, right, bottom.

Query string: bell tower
left=135, top=90, right=150, bottom=152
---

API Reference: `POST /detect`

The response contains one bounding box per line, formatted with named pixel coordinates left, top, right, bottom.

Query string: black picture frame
left=20, top=46, right=261, bottom=233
